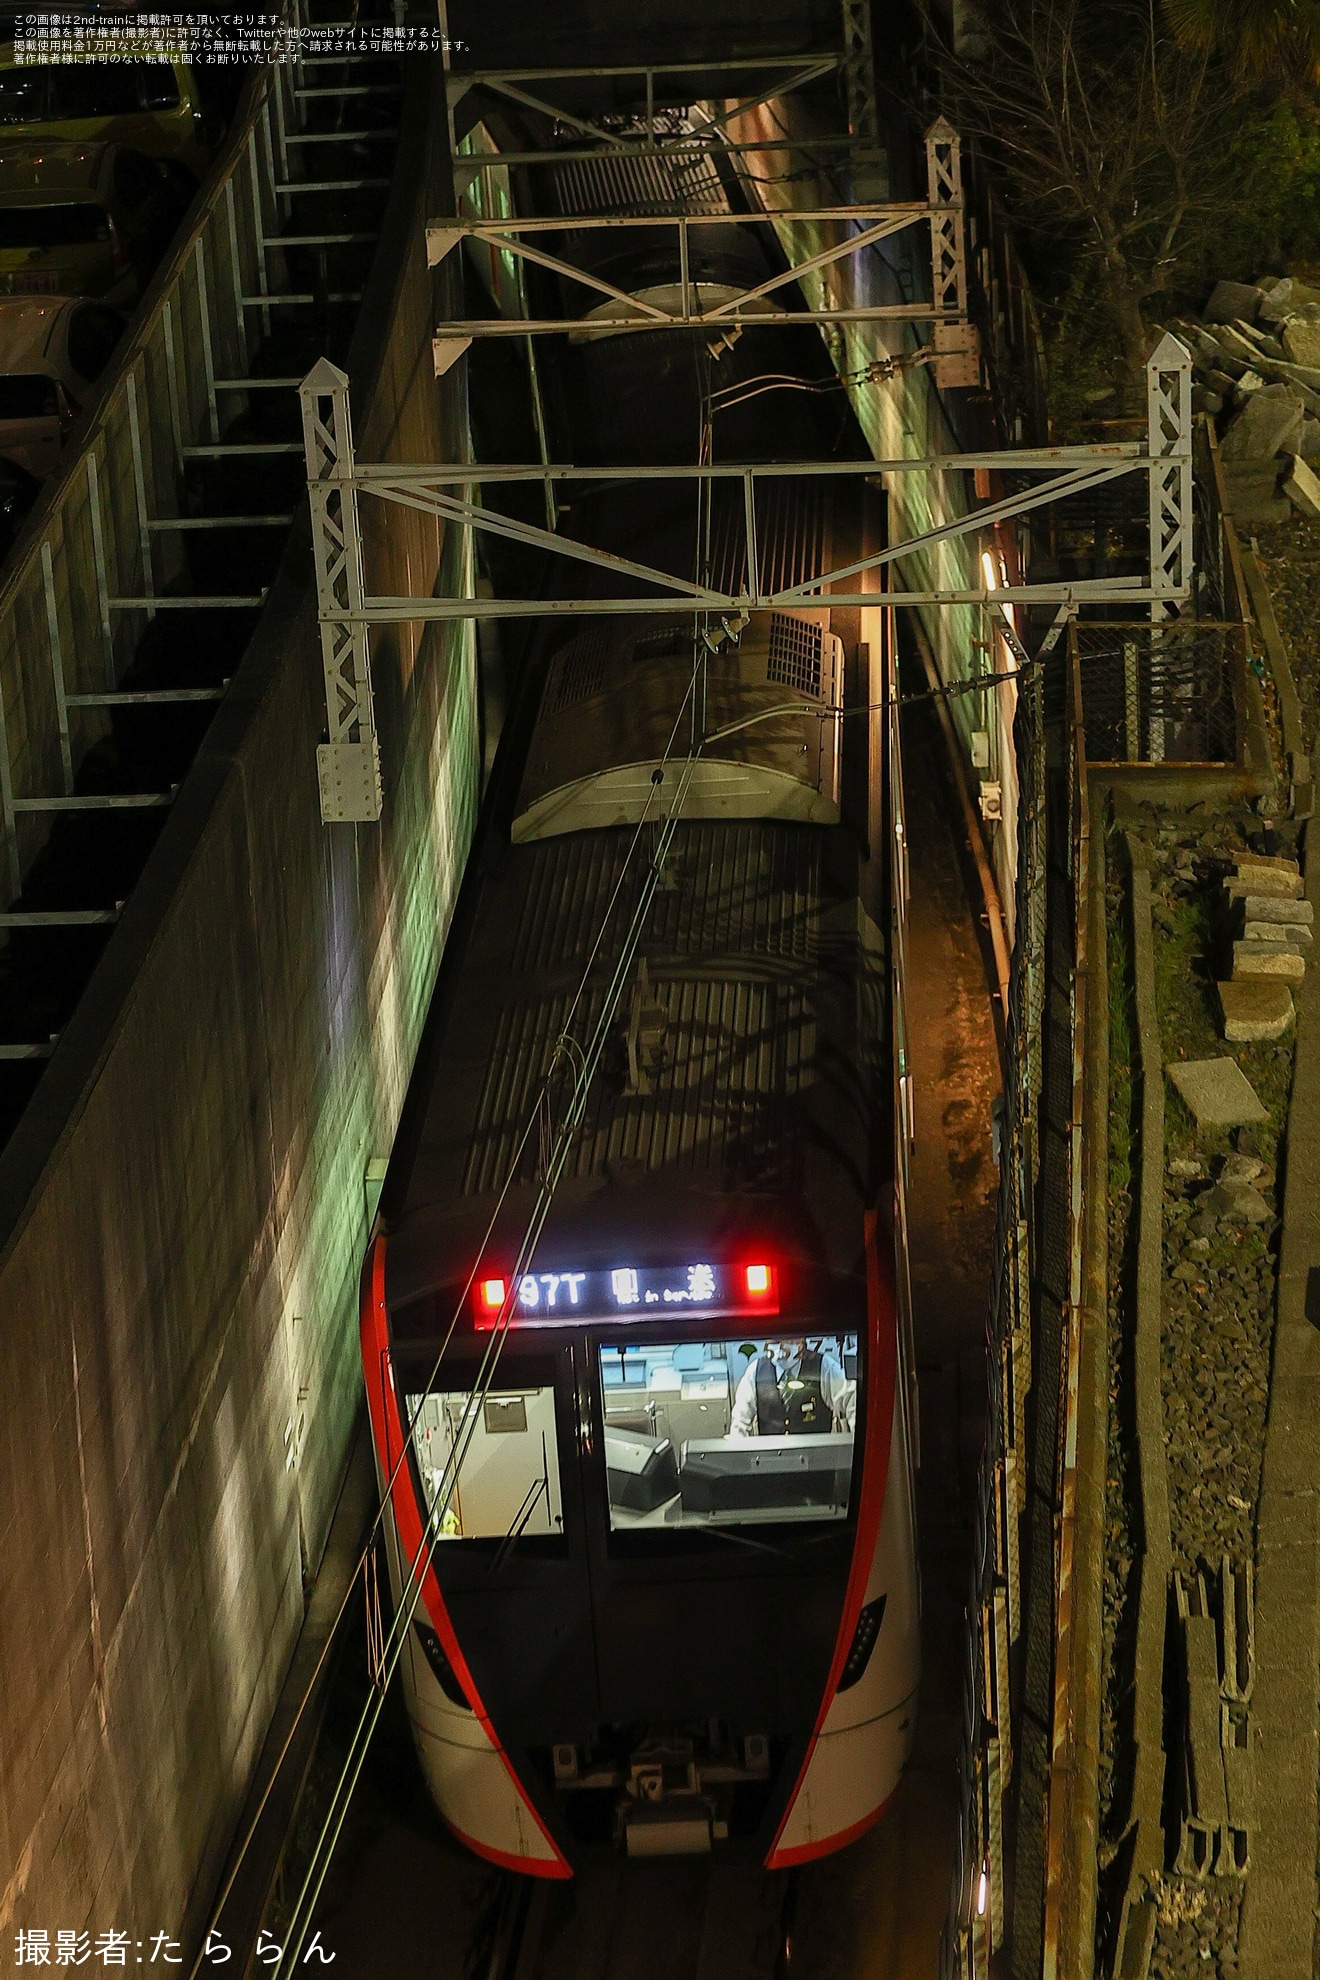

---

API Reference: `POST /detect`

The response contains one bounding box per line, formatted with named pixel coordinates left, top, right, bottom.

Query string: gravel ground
left=1100, top=851, right=1138, bottom=1854
left=1254, top=521, right=1320, bottom=759
left=1098, top=809, right=1298, bottom=1979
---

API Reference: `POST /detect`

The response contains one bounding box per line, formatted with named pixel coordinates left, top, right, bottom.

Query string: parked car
left=0, top=53, right=221, bottom=183
left=0, top=141, right=194, bottom=305
left=0, top=294, right=124, bottom=475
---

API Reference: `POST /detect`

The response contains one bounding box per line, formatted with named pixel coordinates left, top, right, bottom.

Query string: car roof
left=0, top=139, right=110, bottom=199
left=0, top=296, right=67, bottom=367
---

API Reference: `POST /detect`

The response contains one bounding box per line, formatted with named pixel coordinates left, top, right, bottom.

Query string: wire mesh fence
left=1073, top=621, right=1242, bottom=767
left=943, top=635, right=1088, bottom=1979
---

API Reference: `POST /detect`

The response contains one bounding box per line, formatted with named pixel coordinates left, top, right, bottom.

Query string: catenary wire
left=272, top=618, right=735, bottom=1972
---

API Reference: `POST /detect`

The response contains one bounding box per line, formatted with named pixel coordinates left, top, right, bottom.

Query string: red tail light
left=480, top=1277, right=506, bottom=1311
left=745, top=1263, right=773, bottom=1297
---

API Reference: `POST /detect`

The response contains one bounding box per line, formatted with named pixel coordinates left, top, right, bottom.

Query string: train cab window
left=405, top=1385, right=564, bottom=1544
left=598, top=1334, right=858, bottom=1531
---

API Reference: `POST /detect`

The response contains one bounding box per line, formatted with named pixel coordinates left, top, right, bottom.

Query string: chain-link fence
left=1074, top=621, right=1242, bottom=767
left=942, top=632, right=1089, bottom=1977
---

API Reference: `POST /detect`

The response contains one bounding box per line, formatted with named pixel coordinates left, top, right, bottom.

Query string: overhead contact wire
left=274, top=624, right=724, bottom=1973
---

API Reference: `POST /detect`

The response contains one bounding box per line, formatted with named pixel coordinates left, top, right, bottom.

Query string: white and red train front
left=361, top=1216, right=920, bottom=1875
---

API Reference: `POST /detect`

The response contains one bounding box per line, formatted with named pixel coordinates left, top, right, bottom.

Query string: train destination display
left=475, top=1260, right=779, bottom=1325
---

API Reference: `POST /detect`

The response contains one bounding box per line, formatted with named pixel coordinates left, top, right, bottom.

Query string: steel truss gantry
left=442, top=52, right=845, bottom=169
left=430, top=30, right=981, bottom=386
left=424, top=199, right=968, bottom=354
left=299, top=333, right=1193, bottom=821
left=301, top=357, right=382, bottom=822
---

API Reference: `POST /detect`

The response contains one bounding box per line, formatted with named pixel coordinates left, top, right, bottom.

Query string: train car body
left=361, top=108, right=921, bottom=1875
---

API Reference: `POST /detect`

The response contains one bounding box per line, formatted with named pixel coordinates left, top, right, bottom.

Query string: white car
left=0, top=294, right=123, bottom=476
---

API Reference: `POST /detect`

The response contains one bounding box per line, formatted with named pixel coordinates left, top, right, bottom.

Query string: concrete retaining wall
left=0, top=61, right=478, bottom=1948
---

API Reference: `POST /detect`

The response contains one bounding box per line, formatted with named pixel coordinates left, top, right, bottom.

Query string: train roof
left=383, top=810, right=889, bottom=1318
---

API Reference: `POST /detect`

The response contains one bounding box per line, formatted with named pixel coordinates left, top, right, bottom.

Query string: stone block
left=1235, top=319, right=1287, bottom=359
left=1166, top=1057, right=1267, bottom=1127
left=1243, top=920, right=1312, bottom=943
left=1284, top=313, right=1320, bottom=368
left=1217, top=979, right=1295, bottom=1042
left=1284, top=452, right=1320, bottom=519
left=1258, top=277, right=1295, bottom=323
left=1219, top=1151, right=1265, bottom=1183
left=1237, top=372, right=1266, bottom=406
left=1232, top=941, right=1306, bottom=979
left=1180, top=319, right=1225, bottom=359
left=1205, top=280, right=1266, bottom=323
left=1239, top=893, right=1314, bottom=924
left=1221, top=385, right=1306, bottom=462
left=1242, top=914, right=1314, bottom=938
left=1220, top=466, right=1291, bottom=526
left=1230, top=857, right=1303, bottom=896
left=1203, top=1180, right=1274, bottom=1222
left=1236, top=852, right=1302, bottom=871
left=1251, top=358, right=1320, bottom=410
left=1212, top=323, right=1263, bottom=365
left=1301, top=415, right=1320, bottom=459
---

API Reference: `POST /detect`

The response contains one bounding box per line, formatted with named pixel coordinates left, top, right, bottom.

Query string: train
left=359, top=95, right=921, bottom=1875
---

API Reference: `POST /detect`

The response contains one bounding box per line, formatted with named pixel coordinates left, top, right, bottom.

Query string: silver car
left=0, top=293, right=123, bottom=476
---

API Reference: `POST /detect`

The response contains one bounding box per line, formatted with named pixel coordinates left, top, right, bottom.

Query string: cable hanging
left=271, top=629, right=731, bottom=1975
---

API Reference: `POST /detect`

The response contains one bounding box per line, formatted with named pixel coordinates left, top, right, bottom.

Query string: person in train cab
left=730, top=1343, right=789, bottom=1437
left=729, top=1339, right=855, bottom=1437
left=783, top=1339, right=856, bottom=1435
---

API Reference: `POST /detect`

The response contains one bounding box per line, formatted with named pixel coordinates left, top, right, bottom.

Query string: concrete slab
left=1230, top=859, right=1304, bottom=898
left=1233, top=942, right=1306, bottom=980
left=1239, top=894, right=1314, bottom=924
left=1218, top=980, right=1295, bottom=1042
left=1243, top=920, right=1312, bottom=943
left=1166, top=1057, right=1268, bottom=1127
left=1284, top=451, right=1320, bottom=519
left=1238, top=826, right=1320, bottom=1980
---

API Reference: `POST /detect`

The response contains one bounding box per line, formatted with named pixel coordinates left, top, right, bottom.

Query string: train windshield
left=599, top=1334, right=858, bottom=1530
left=405, top=1386, right=564, bottom=1544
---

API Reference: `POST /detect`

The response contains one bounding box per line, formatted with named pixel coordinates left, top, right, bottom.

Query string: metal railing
left=0, top=31, right=398, bottom=1059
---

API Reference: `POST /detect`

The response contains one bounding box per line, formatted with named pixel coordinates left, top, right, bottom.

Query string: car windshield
left=0, top=71, right=48, bottom=124
left=0, top=206, right=109, bottom=249
left=0, top=373, right=57, bottom=418
left=0, top=64, right=180, bottom=125
left=405, top=1384, right=564, bottom=1544
left=599, top=1332, right=858, bottom=1530
left=63, top=64, right=174, bottom=118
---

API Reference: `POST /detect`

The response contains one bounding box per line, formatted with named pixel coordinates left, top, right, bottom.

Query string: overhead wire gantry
left=298, top=11, right=1192, bottom=837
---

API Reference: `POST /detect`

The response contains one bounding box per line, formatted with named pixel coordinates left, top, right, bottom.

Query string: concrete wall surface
left=0, top=62, right=478, bottom=1949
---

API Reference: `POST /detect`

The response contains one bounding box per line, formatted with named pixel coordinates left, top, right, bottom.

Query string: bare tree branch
left=933, top=0, right=1246, bottom=377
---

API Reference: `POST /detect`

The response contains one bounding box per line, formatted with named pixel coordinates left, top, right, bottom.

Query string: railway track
left=486, top=1860, right=796, bottom=1980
